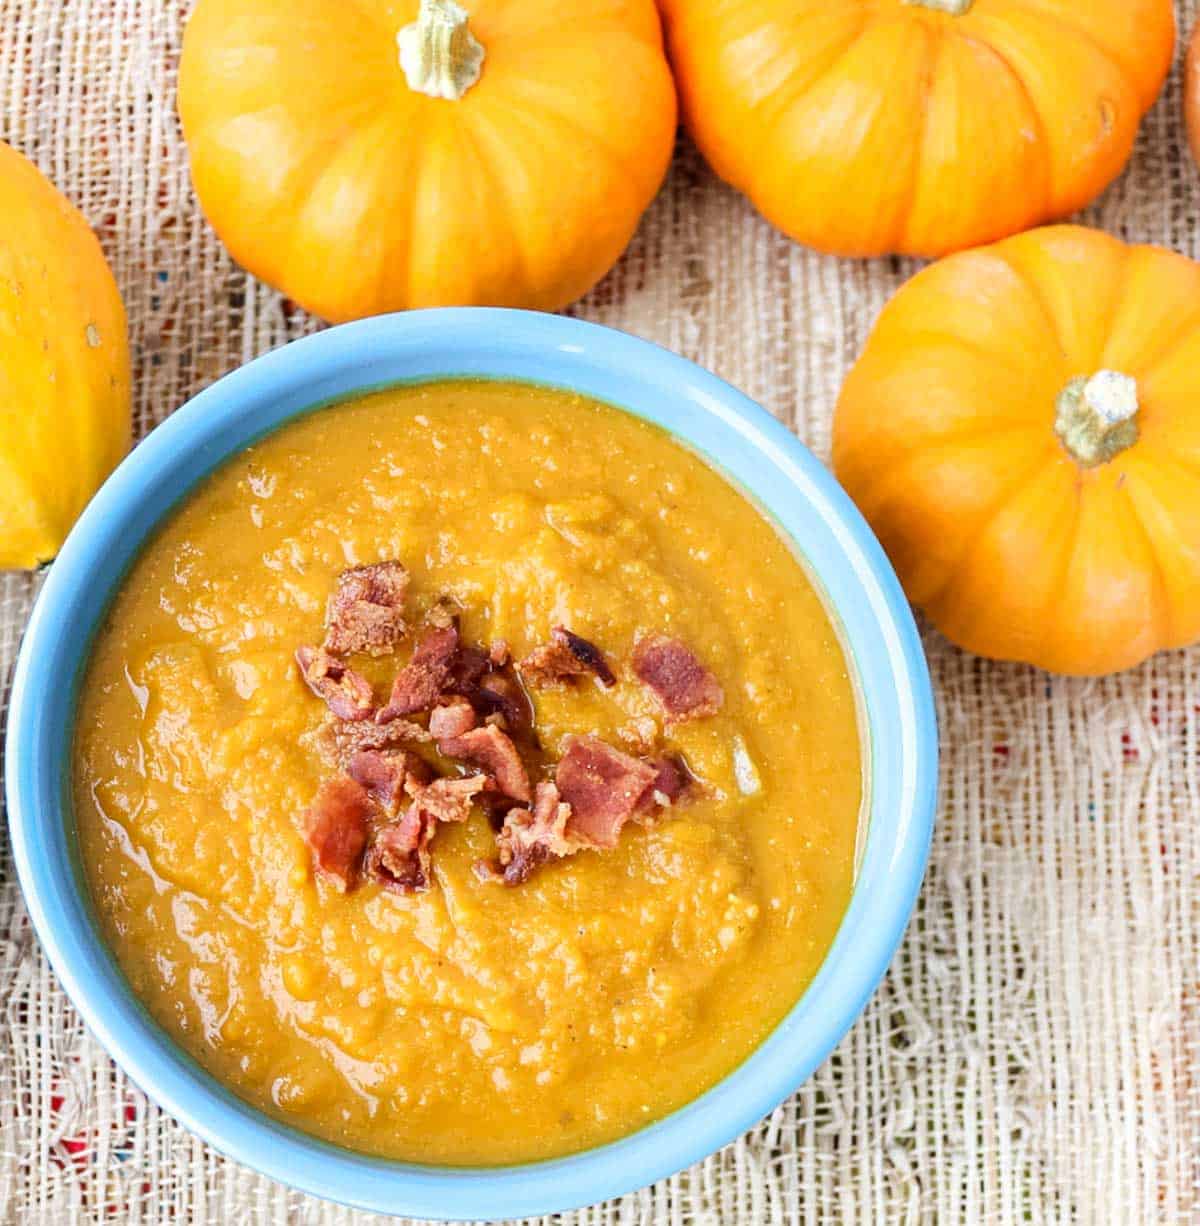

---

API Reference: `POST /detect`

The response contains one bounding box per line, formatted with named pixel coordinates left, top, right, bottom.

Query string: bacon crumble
left=520, top=626, right=616, bottom=689
left=429, top=697, right=477, bottom=741
left=300, top=566, right=720, bottom=891
left=436, top=723, right=532, bottom=804
left=303, top=775, right=373, bottom=891
left=406, top=774, right=488, bottom=825
left=310, top=715, right=431, bottom=772
left=493, top=782, right=577, bottom=885
left=631, top=634, right=723, bottom=721
left=377, top=623, right=459, bottom=723
left=347, top=749, right=426, bottom=817
left=638, top=753, right=692, bottom=813
left=295, top=645, right=375, bottom=721
left=554, top=735, right=658, bottom=849
left=323, top=561, right=409, bottom=656
left=363, top=774, right=489, bottom=895
left=365, top=807, right=433, bottom=894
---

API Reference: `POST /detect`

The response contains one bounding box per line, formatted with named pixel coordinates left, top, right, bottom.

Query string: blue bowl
left=5, top=309, right=937, bottom=1220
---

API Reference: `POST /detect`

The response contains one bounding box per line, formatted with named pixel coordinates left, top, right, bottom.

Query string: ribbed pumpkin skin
left=659, top=0, right=1175, bottom=259
left=0, top=142, right=130, bottom=569
left=833, top=226, right=1200, bottom=676
left=178, top=0, right=677, bottom=323
left=1187, top=20, right=1200, bottom=169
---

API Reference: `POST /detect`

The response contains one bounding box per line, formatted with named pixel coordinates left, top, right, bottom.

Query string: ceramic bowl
left=6, top=309, right=937, bottom=1219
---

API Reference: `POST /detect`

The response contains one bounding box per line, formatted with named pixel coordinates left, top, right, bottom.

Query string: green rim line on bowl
left=5, top=308, right=938, bottom=1220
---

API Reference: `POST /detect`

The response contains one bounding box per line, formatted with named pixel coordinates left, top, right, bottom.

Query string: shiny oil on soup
left=74, top=380, right=862, bottom=1165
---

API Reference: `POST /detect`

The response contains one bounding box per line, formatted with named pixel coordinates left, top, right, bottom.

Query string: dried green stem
left=904, top=0, right=973, bottom=13
left=1054, top=371, right=1140, bottom=468
left=397, top=0, right=484, bottom=101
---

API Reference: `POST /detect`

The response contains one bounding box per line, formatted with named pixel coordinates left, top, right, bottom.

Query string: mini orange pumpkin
left=179, top=0, right=677, bottom=322
left=1187, top=19, right=1200, bottom=169
left=0, top=141, right=130, bottom=569
left=659, top=0, right=1175, bottom=259
left=833, top=225, right=1200, bottom=676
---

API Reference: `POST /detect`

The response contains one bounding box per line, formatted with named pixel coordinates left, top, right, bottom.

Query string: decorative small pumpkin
left=833, top=225, right=1200, bottom=676
left=658, top=0, right=1175, bottom=259
left=0, top=141, right=130, bottom=570
left=1187, top=19, right=1200, bottom=169
left=178, top=0, right=677, bottom=322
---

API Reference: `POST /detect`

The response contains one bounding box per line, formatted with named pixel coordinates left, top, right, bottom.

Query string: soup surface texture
left=74, top=380, right=862, bottom=1164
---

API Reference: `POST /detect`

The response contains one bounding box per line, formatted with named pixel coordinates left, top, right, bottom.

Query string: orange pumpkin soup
left=74, top=380, right=862, bottom=1164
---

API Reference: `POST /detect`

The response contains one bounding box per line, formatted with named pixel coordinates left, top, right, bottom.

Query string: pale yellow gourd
left=0, top=141, right=130, bottom=568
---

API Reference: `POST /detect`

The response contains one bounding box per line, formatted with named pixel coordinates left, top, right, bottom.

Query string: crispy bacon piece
left=295, top=645, right=375, bottom=721
left=520, top=626, right=615, bottom=689
left=443, top=643, right=488, bottom=692
left=494, top=782, right=577, bottom=885
left=429, top=697, right=477, bottom=741
left=484, top=750, right=694, bottom=886
left=555, top=735, right=657, bottom=849
left=304, top=775, right=372, bottom=891
left=637, top=753, right=692, bottom=814
left=311, top=715, right=431, bottom=771
left=436, top=722, right=531, bottom=804
left=377, top=624, right=459, bottom=723
left=472, top=671, right=535, bottom=739
left=365, top=807, right=433, bottom=894
left=631, top=634, right=723, bottom=721
left=365, top=774, right=487, bottom=895
left=324, top=561, right=409, bottom=656
left=406, top=774, right=488, bottom=824
left=346, top=749, right=425, bottom=817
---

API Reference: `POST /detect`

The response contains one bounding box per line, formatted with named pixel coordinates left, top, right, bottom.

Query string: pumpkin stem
left=904, top=0, right=973, bottom=12
left=1054, top=371, right=1140, bottom=468
left=397, top=0, right=484, bottom=101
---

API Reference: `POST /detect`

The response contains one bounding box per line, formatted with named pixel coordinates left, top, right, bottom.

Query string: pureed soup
left=74, top=380, right=862, bottom=1165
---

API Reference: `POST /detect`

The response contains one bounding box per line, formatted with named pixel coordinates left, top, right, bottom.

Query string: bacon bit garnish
left=520, top=626, right=615, bottom=689
left=365, top=774, right=488, bottom=895
left=555, top=735, right=657, bottom=849
left=346, top=749, right=420, bottom=817
left=365, top=807, right=433, bottom=895
left=295, top=645, right=375, bottom=721
left=472, top=670, right=535, bottom=739
left=442, top=643, right=488, bottom=693
left=323, top=561, right=409, bottom=656
left=377, top=624, right=459, bottom=723
left=631, top=634, right=723, bottom=721
left=436, top=723, right=532, bottom=804
left=493, top=782, right=577, bottom=885
left=310, top=715, right=431, bottom=770
left=300, top=576, right=725, bottom=893
left=405, top=774, right=488, bottom=825
left=304, top=775, right=372, bottom=891
left=636, top=752, right=693, bottom=814
left=429, top=696, right=477, bottom=741
left=483, top=750, right=695, bottom=886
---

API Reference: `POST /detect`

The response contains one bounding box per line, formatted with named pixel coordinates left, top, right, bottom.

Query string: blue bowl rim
left=5, top=307, right=937, bottom=1220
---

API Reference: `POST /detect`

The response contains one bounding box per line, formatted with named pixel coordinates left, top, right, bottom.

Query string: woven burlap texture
left=2, top=2, right=1199, bottom=1222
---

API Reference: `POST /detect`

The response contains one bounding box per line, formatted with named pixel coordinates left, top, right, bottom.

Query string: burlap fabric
left=2, top=2, right=1198, bottom=1222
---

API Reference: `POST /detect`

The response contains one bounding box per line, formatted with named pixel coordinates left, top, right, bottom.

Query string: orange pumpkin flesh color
left=178, top=0, right=677, bottom=322
left=658, top=0, right=1175, bottom=259
left=1188, top=20, right=1200, bottom=169
left=833, top=225, right=1200, bottom=677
